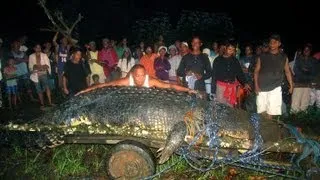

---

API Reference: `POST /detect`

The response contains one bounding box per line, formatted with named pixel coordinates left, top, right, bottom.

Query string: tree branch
left=69, top=13, right=83, bottom=35
left=54, top=11, right=70, bottom=33
left=38, top=0, right=59, bottom=28
left=38, top=0, right=82, bottom=44
left=40, top=27, right=68, bottom=38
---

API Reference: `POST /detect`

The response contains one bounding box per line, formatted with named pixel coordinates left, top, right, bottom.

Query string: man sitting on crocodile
left=76, top=64, right=197, bottom=95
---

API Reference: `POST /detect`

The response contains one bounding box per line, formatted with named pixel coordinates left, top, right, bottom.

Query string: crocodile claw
left=158, top=146, right=174, bottom=164
left=157, top=146, right=164, bottom=153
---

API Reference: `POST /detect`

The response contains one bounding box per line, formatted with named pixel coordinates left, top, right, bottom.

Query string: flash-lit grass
left=0, top=144, right=302, bottom=179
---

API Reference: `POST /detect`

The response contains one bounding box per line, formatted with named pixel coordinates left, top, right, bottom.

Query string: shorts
left=256, top=86, right=282, bottom=115
left=18, top=77, right=32, bottom=92
left=194, top=80, right=206, bottom=92
left=57, top=62, right=65, bottom=76
left=34, top=75, right=49, bottom=93
left=6, top=85, right=18, bottom=95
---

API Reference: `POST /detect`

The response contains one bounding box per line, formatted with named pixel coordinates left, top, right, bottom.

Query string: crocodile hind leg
left=157, top=121, right=187, bottom=164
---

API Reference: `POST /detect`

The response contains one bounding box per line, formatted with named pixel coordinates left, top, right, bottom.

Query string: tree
left=131, top=10, right=233, bottom=46
left=131, top=12, right=172, bottom=46
left=38, top=0, right=83, bottom=44
left=176, top=10, right=234, bottom=42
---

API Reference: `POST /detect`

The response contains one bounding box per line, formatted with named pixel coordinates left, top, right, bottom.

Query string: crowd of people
left=0, top=33, right=319, bottom=120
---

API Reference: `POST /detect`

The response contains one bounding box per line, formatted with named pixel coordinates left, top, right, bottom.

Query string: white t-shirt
left=118, top=57, right=135, bottom=78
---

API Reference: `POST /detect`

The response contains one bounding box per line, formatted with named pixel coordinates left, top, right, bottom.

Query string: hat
left=0, top=38, right=3, bottom=44
left=269, top=34, right=281, bottom=42
left=181, top=41, right=188, bottom=47
left=102, top=38, right=110, bottom=44
left=158, top=46, right=167, bottom=53
left=202, top=48, right=211, bottom=56
left=168, top=45, right=177, bottom=51
left=89, top=41, right=96, bottom=46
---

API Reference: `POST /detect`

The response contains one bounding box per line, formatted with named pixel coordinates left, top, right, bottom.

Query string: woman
left=117, top=48, right=135, bottom=78
left=154, top=46, right=171, bottom=82
left=140, top=45, right=157, bottom=78
left=86, top=41, right=106, bottom=84
left=168, top=45, right=181, bottom=84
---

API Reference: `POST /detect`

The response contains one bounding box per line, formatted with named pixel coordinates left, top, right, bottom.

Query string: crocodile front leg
left=158, top=121, right=187, bottom=164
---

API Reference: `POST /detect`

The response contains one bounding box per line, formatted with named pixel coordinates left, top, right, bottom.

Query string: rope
left=135, top=94, right=319, bottom=179
left=285, top=124, right=320, bottom=167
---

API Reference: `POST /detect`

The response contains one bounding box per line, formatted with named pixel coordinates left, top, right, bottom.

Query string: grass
left=0, top=144, right=303, bottom=179
left=52, top=145, right=89, bottom=176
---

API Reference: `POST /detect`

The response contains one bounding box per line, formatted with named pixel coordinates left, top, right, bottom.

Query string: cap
left=181, top=41, right=188, bottom=47
left=168, top=45, right=177, bottom=51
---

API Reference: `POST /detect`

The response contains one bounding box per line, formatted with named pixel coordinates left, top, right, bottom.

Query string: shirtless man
left=76, top=64, right=197, bottom=95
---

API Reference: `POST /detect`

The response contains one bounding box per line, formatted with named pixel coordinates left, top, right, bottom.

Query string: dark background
left=0, top=0, right=318, bottom=57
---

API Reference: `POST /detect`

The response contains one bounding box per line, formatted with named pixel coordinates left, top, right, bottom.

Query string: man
left=310, top=52, right=320, bottom=108
left=63, top=48, right=90, bottom=96
left=53, top=32, right=72, bottom=92
left=291, top=44, right=315, bottom=112
left=29, top=44, right=53, bottom=110
left=254, top=34, right=293, bottom=119
left=210, top=41, right=219, bottom=57
left=177, top=36, right=212, bottom=95
left=240, top=45, right=255, bottom=84
left=202, top=48, right=214, bottom=97
left=10, top=40, right=37, bottom=102
left=76, top=64, right=196, bottom=95
left=180, top=42, right=190, bottom=57
left=212, top=43, right=251, bottom=107
left=0, top=38, right=3, bottom=108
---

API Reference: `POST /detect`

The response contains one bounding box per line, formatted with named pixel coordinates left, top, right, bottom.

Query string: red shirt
left=98, top=48, right=118, bottom=77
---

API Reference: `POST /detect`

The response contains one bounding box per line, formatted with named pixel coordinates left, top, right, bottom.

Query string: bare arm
left=52, top=32, right=59, bottom=47
left=253, top=57, right=261, bottom=93
left=62, top=75, right=68, bottom=93
left=75, top=77, right=129, bottom=95
left=150, top=78, right=195, bottom=94
left=86, top=76, right=90, bottom=87
left=284, top=58, right=294, bottom=93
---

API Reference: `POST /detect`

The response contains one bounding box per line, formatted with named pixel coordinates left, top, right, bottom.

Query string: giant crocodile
left=0, top=86, right=316, bottom=166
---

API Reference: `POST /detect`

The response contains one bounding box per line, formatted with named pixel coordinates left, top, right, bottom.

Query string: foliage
left=131, top=12, right=173, bottom=46
left=281, top=106, right=320, bottom=136
left=176, top=10, right=234, bottom=42
left=131, top=10, right=234, bottom=46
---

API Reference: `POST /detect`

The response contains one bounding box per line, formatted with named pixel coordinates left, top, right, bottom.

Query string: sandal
left=49, top=103, right=56, bottom=107
left=40, top=105, right=45, bottom=111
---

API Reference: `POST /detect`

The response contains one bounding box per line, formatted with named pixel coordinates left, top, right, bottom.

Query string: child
left=4, top=58, right=18, bottom=109
left=92, top=74, right=100, bottom=86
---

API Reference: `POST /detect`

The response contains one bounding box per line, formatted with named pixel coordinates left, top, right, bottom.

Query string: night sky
left=0, top=0, right=318, bottom=56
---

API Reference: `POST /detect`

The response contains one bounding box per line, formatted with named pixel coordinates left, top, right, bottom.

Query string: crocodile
left=0, top=86, right=310, bottom=164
